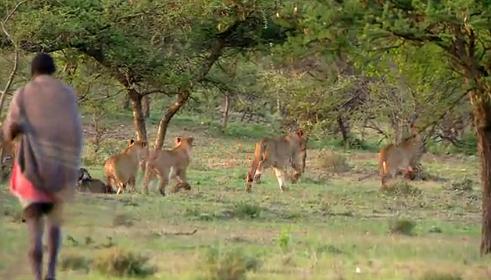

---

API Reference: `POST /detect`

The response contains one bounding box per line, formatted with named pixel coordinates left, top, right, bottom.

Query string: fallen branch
left=156, top=228, right=198, bottom=236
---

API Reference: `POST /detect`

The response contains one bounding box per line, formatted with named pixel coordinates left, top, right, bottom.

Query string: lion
left=104, top=139, right=148, bottom=194
left=245, top=129, right=307, bottom=192
left=142, top=136, right=193, bottom=196
left=379, top=127, right=425, bottom=188
left=77, top=168, right=114, bottom=194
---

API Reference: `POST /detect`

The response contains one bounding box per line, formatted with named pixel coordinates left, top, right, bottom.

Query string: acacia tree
left=7, top=0, right=293, bottom=147
left=0, top=0, right=163, bottom=141
left=151, top=0, right=295, bottom=148
left=360, top=0, right=491, bottom=255
left=0, top=1, right=24, bottom=180
left=294, top=0, right=491, bottom=254
left=0, top=1, right=23, bottom=115
left=0, top=1, right=231, bottom=143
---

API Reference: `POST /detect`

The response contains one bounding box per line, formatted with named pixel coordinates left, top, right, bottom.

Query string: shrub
left=3, top=208, right=23, bottom=223
left=345, top=138, right=371, bottom=150
left=112, top=214, right=134, bottom=227
left=382, top=182, right=422, bottom=196
left=317, top=244, right=343, bottom=255
left=444, top=178, right=474, bottom=192
left=277, top=229, right=291, bottom=253
left=201, top=246, right=260, bottom=280
left=447, top=132, right=477, bottom=156
left=420, top=271, right=462, bottom=280
left=92, top=248, right=155, bottom=277
left=428, top=226, right=443, bottom=233
left=389, top=218, right=416, bottom=235
left=60, top=253, right=90, bottom=272
left=232, top=202, right=261, bottom=219
left=318, top=150, right=351, bottom=173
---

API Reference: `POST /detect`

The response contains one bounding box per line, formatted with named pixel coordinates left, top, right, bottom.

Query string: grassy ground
left=0, top=115, right=490, bottom=280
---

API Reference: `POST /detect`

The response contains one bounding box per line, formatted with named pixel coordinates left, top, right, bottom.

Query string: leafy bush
left=389, top=218, right=416, bottom=235
left=428, top=226, right=443, bottom=233
left=420, top=271, right=462, bottom=280
left=450, top=132, right=477, bottom=155
left=317, top=244, right=344, bottom=255
left=112, top=214, right=134, bottom=227
left=344, top=137, right=375, bottom=151
left=92, top=248, right=155, bottom=277
left=201, top=246, right=260, bottom=280
left=277, top=229, right=291, bottom=253
left=232, top=202, right=261, bottom=219
left=60, top=253, right=90, bottom=272
left=318, top=150, right=351, bottom=173
left=427, top=132, right=476, bottom=156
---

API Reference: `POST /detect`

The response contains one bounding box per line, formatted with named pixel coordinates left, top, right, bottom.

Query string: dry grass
left=0, top=116, right=488, bottom=279
left=201, top=246, right=260, bottom=280
left=317, top=150, right=351, bottom=173
left=92, top=248, right=155, bottom=277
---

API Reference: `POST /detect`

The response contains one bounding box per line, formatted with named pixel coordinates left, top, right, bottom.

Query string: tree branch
left=0, top=1, right=26, bottom=115
left=418, top=87, right=474, bottom=134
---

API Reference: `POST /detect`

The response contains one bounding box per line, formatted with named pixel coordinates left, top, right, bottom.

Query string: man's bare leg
left=46, top=221, right=61, bottom=279
left=45, top=204, right=64, bottom=280
left=26, top=212, right=44, bottom=280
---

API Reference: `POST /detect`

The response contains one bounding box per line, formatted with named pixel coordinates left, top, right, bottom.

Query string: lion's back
left=104, top=154, right=135, bottom=182
left=261, top=137, right=301, bottom=166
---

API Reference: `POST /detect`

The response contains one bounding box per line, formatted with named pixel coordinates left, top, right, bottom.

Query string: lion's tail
left=246, top=141, right=265, bottom=183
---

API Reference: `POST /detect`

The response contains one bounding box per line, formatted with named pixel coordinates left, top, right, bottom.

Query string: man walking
left=3, top=53, right=83, bottom=280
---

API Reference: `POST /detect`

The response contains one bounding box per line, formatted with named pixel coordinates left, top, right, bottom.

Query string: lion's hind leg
left=128, top=176, right=136, bottom=193
left=290, top=163, right=302, bottom=184
left=173, top=168, right=191, bottom=192
left=157, top=167, right=170, bottom=196
left=253, top=160, right=264, bottom=184
left=273, top=167, right=288, bottom=192
left=142, top=165, right=155, bottom=194
left=116, top=182, right=125, bottom=195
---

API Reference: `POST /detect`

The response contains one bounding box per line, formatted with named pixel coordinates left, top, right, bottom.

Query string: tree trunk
left=0, top=50, right=18, bottom=116
left=154, top=90, right=190, bottom=149
left=472, top=91, right=491, bottom=255
left=222, top=94, right=230, bottom=131
left=153, top=38, right=225, bottom=149
left=129, top=90, right=147, bottom=142
left=337, top=115, right=350, bottom=144
left=143, top=95, right=150, bottom=118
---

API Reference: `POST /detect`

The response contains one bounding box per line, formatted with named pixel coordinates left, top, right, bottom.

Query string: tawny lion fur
left=104, top=139, right=147, bottom=194
left=246, top=130, right=307, bottom=192
left=143, top=136, right=193, bottom=196
left=378, top=132, right=425, bottom=188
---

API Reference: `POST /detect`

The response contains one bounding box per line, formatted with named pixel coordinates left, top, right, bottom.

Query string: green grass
left=0, top=115, right=489, bottom=279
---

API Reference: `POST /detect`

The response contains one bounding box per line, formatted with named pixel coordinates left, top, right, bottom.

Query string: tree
left=292, top=0, right=491, bottom=254
left=0, top=1, right=24, bottom=180
left=0, top=1, right=23, bottom=114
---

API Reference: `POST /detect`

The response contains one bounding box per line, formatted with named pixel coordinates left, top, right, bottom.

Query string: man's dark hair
left=31, top=53, right=56, bottom=76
